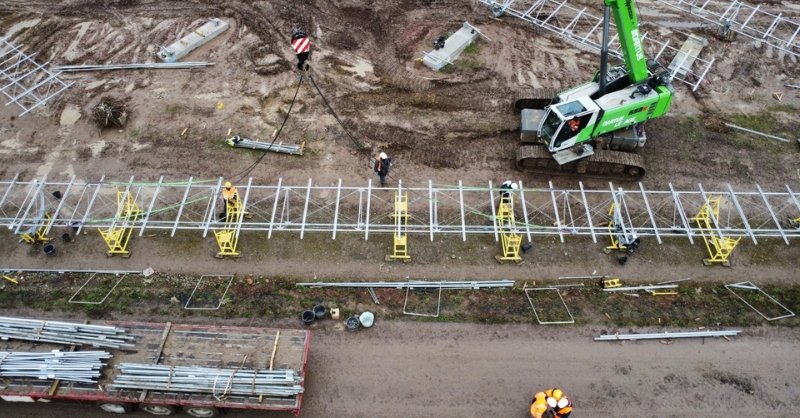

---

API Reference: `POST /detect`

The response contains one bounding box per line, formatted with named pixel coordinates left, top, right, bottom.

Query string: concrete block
left=158, top=18, right=229, bottom=63
left=423, top=22, right=482, bottom=71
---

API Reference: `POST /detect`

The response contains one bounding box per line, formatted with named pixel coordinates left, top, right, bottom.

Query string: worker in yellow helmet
left=219, top=181, right=239, bottom=220
left=544, top=388, right=573, bottom=418
left=530, top=391, right=553, bottom=418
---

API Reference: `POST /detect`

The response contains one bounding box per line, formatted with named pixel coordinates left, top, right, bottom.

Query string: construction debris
left=52, top=62, right=213, bottom=72
left=157, top=18, right=229, bottom=63
left=595, top=329, right=741, bottom=341
left=0, top=351, right=111, bottom=383
left=724, top=123, right=790, bottom=143
left=91, top=97, right=129, bottom=129
left=226, top=135, right=304, bottom=155
left=0, top=317, right=134, bottom=349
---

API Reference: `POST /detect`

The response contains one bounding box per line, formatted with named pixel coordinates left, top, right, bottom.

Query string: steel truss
left=0, top=38, right=73, bottom=116
left=661, top=0, right=800, bottom=59
left=1, top=176, right=799, bottom=248
left=479, top=0, right=716, bottom=90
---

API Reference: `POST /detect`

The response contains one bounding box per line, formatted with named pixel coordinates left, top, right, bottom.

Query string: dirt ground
left=0, top=0, right=799, bottom=416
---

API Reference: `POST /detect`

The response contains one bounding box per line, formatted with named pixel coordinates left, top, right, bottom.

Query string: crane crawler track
left=516, top=145, right=645, bottom=180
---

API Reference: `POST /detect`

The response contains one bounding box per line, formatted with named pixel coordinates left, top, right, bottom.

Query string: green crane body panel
left=592, top=86, right=672, bottom=138
left=604, top=0, right=649, bottom=84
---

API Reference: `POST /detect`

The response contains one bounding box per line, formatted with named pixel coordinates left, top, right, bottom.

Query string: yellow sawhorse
left=387, top=191, right=411, bottom=261
left=495, top=195, right=522, bottom=263
left=215, top=197, right=243, bottom=258
left=691, top=196, right=741, bottom=267
left=20, top=212, right=52, bottom=244
left=98, top=189, right=141, bottom=257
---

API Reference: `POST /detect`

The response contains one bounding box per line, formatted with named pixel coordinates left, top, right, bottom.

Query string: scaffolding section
left=661, top=0, right=800, bottom=59
left=1, top=177, right=799, bottom=257
left=479, top=0, right=716, bottom=90
left=691, top=195, right=741, bottom=266
left=0, top=38, right=73, bottom=116
left=97, top=186, right=142, bottom=257
left=387, top=181, right=411, bottom=261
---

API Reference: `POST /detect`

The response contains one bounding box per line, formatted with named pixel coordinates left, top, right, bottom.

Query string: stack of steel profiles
left=0, top=350, right=111, bottom=383
left=295, top=280, right=515, bottom=289
left=110, top=364, right=304, bottom=397
left=0, top=317, right=134, bottom=349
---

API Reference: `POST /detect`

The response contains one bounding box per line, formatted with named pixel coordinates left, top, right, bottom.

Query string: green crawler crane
left=516, top=0, right=674, bottom=179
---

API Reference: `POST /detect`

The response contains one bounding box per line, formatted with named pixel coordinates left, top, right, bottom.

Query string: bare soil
left=0, top=0, right=799, bottom=416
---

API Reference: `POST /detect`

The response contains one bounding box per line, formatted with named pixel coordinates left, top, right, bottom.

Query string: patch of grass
left=729, top=112, right=778, bottom=134
left=766, top=104, right=797, bottom=113
left=463, top=42, right=480, bottom=55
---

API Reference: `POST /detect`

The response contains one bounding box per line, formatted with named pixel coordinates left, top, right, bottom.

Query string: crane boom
left=604, top=0, right=649, bottom=84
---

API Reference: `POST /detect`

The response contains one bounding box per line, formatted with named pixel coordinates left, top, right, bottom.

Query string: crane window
left=556, top=101, right=586, bottom=117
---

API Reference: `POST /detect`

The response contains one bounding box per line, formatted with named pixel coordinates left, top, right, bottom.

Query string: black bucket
left=52, top=191, right=62, bottom=199
left=617, top=255, right=628, bottom=265
left=70, top=222, right=81, bottom=232
left=301, top=310, right=315, bottom=325
left=61, top=233, right=71, bottom=242
left=345, top=316, right=360, bottom=331
left=43, top=244, right=56, bottom=256
left=313, top=304, right=326, bottom=319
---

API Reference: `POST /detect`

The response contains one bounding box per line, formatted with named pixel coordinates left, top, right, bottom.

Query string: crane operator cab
left=538, top=97, right=600, bottom=164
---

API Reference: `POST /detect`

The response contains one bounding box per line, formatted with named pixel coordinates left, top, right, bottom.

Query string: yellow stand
left=601, top=277, right=622, bottom=288
left=495, top=194, right=522, bottom=263
left=387, top=191, right=411, bottom=261
left=692, top=196, right=741, bottom=267
left=604, top=202, right=627, bottom=252
left=214, top=197, right=243, bottom=258
left=789, top=217, right=800, bottom=229
left=98, top=189, right=141, bottom=257
left=20, top=212, right=52, bottom=244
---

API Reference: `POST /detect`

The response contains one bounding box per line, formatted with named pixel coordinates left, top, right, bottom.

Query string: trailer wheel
left=141, top=404, right=178, bottom=416
left=184, top=406, right=220, bottom=417
left=97, top=401, right=135, bottom=414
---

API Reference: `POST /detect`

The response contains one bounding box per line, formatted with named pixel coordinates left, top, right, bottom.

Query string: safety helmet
left=552, top=389, right=563, bottom=400
left=511, top=182, right=519, bottom=190
left=224, top=181, right=232, bottom=188
left=546, top=397, right=557, bottom=408
left=379, top=152, right=388, bottom=159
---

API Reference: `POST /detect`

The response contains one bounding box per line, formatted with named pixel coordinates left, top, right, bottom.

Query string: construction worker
left=530, top=391, right=555, bottom=418
left=544, top=388, right=573, bottom=418
left=499, top=180, right=519, bottom=198
left=219, top=181, right=239, bottom=220
left=373, top=152, right=392, bottom=187
left=567, top=118, right=580, bottom=132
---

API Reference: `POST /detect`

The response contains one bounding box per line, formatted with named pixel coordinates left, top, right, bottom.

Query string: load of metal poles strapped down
left=0, top=317, right=134, bottom=349
left=226, top=135, right=304, bottom=155
left=110, top=364, right=304, bottom=397
left=0, top=351, right=111, bottom=383
left=295, top=280, right=515, bottom=289
left=51, top=62, right=214, bottom=72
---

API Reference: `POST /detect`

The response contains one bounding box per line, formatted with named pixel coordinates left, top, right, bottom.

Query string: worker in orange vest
left=530, top=391, right=554, bottom=418
left=544, top=388, right=573, bottom=418
left=219, top=181, right=239, bottom=220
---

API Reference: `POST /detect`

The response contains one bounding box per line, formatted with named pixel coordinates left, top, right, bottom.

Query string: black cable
left=231, top=74, right=304, bottom=182
left=307, top=73, right=365, bottom=151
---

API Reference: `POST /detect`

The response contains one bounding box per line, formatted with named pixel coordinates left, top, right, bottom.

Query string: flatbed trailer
left=0, top=320, right=311, bottom=416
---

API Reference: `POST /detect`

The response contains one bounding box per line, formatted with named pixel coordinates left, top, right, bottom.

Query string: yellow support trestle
left=495, top=194, right=522, bottom=263
left=98, top=188, right=142, bottom=257
left=691, top=196, right=741, bottom=266
left=388, top=191, right=411, bottom=261
left=214, top=197, right=243, bottom=258
left=20, top=212, right=52, bottom=244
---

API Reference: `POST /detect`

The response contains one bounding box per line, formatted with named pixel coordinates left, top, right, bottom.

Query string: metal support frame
left=725, top=281, right=795, bottom=321
left=480, top=0, right=716, bottom=90
left=595, top=329, right=741, bottom=341
left=67, top=273, right=126, bottom=305
left=0, top=38, right=73, bottom=116
left=524, top=287, right=575, bottom=325
left=691, top=194, right=741, bottom=266
left=184, top=275, right=234, bottom=310
left=402, top=284, right=443, bottom=317
left=661, top=0, right=800, bottom=60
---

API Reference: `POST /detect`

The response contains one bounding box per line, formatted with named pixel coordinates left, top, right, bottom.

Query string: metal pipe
left=603, top=284, right=678, bottom=292
left=599, top=5, right=610, bottom=96
left=595, top=329, right=741, bottom=341
left=52, top=62, right=214, bottom=72
left=296, top=280, right=514, bottom=289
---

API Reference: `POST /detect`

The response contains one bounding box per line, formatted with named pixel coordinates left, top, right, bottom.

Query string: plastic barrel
left=62, top=233, right=71, bottom=242
left=301, top=310, right=315, bottom=325
left=43, top=244, right=56, bottom=256
left=313, top=304, right=326, bottom=319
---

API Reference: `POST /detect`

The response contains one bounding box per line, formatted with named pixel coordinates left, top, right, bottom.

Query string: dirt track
left=2, top=321, right=799, bottom=417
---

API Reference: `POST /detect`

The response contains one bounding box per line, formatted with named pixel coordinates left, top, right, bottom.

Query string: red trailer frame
left=0, top=320, right=311, bottom=416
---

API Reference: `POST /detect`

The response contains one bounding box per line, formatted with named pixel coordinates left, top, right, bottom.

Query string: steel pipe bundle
left=110, top=364, right=304, bottom=397
left=51, top=62, right=214, bottom=72
left=226, top=135, right=304, bottom=155
left=0, top=317, right=134, bottom=349
left=296, top=280, right=515, bottom=289
left=0, top=350, right=111, bottom=383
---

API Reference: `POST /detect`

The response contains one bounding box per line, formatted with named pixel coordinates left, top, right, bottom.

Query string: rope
left=231, top=74, right=304, bottom=182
